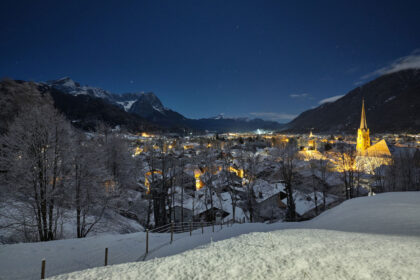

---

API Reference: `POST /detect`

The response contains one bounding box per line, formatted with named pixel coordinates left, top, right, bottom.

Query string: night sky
left=1, top=0, right=420, bottom=122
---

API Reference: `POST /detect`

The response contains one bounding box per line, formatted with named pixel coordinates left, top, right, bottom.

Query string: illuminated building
left=356, top=99, right=371, bottom=152
left=194, top=169, right=205, bottom=190
left=228, top=166, right=244, bottom=178
left=355, top=99, right=391, bottom=171
left=133, top=147, right=143, bottom=157
left=308, top=130, right=316, bottom=150
left=144, top=170, right=163, bottom=194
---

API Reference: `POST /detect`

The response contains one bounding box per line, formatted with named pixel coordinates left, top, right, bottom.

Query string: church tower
left=356, top=99, right=371, bottom=152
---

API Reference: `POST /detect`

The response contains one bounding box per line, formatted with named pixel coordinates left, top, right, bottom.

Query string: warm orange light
left=104, top=179, right=116, bottom=192
left=194, top=169, right=205, bottom=190
left=133, top=147, right=143, bottom=156
left=144, top=170, right=163, bottom=194
left=229, top=166, right=244, bottom=178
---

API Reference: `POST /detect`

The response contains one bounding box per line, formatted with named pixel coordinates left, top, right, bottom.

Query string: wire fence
left=37, top=219, right=244, bottom=279
left=150, top=221, right=216, bottom=233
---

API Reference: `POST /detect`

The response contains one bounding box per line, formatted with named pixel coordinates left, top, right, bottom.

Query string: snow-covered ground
left=50, top=229, right=420, bottom=280
left=0, top=205, right=144, bottom=244
left=1, top=192, right=419, bottom=279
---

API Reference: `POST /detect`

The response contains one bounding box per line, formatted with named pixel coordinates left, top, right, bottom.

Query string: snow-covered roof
left=171, top=190, right=243, bottom=218
left=253, top=179, right=285, bottom=203
left=283, top=191, right=337, bottom=216
left=362, top=139, right=391, bottom=157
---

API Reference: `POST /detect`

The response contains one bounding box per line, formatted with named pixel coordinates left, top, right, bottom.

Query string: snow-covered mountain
left=47, top=77, right=117, bottom=101
left=0, top=79, right=159, bottom=133
left=46, top=78, right=188, bottom=128
left=45, top=77, right=285, bottom=132
left=48, top=78, right=163, bottom=114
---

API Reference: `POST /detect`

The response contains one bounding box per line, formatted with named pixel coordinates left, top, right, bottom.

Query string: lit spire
left=360, top=99, right=368, bottom=130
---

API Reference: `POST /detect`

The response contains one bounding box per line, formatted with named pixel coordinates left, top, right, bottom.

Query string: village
left=117, top=101, right=420, bottom=229
left=1, top=100, right=419, bottom=244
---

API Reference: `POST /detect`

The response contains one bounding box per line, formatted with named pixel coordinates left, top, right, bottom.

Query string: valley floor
left=1, top=192, right=420, bottom=280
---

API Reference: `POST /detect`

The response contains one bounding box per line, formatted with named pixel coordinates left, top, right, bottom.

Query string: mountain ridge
left=285, top=69, right=420, bottom=133
left=45, top=77, right=285, bottom=132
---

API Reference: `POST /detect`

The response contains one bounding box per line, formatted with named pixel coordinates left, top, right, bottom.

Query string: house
left=170, top=205, right=194, bottom=223
left=194, top=207, right=230, bottom=222
left=282, top=191, right=338, bottom=219
left=253, top=179, right=287, bottom=221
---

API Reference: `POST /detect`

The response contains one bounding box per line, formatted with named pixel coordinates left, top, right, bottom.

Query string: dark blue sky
left=1, top=0, right=420, bottom=122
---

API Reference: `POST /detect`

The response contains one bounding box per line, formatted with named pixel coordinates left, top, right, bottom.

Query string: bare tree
left=277, top=142, right=298, bottom=221
left=143, top=142, right=157, bottom=228
left=146, top=137, right=171, bottom=227
left=177, top=151, right=187, bottom=224
left=0, top=104, right=71, bottom=241
left=364, top=155, right=388, bottom=194
left=317, top=152, right=333, bottom=209
left=200, top=148, right=221, bottom=222
left=395, top=149, right=417, bottom=191
left=238, top=150, right=261, bottom=223
left=102, top=132, right=133, bottom=190
left=336, top=145, right=357, bottom=199
left=384, top=158, right=397, bottom=192
left=71, top=132, right=111, bottom=238
left=308, top=158, right=319, bottom=216
left=221, top=143, right=240, bottom=223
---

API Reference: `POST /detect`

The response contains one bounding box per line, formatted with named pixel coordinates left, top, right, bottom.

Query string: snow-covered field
left=50, top=229, right=420, bottom=280
left=1, top=192, right=419, bottom=280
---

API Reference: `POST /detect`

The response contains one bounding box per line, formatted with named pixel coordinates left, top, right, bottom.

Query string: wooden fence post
left=189, top=222, right=192, bottom=236
left=212, top=222, right=214, bottom=232
left=220, top=221, right=222, bottom=230
left=170, top=222, right=174, bottom=244
left=41, top=259, right=46, bottom=279
left=104, top=248, right=108, bottom=266
left=201, top=222, right=204, bottom=234
left=146, top=229, right=149, bottom=254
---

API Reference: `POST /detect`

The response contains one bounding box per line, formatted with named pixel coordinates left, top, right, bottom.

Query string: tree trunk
left=286, top=183, right=296, bottom=221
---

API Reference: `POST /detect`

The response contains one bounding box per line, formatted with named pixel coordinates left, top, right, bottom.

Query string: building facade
left=356, top=99, right=371, bottom=152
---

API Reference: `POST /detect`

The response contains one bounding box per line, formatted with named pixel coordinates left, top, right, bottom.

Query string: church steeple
left=360, top=99, right=368, bottom=130
left=356, top=98, right=371, bottom=152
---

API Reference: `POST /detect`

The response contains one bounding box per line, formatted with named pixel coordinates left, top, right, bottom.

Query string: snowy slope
left=116, top=100, right=136, bottom=111
left=1, top=192, right=419, bottom=279
left=303, top=192, right=420, bottom=236
left=0, top=205, right=144, bottom=244
left=49, top=229, right=420, bottom=280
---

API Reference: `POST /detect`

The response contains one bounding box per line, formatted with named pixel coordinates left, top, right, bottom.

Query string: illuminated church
left=355, top=99, right=391, bottom=171
left=356, top=99, right=371, bottom=152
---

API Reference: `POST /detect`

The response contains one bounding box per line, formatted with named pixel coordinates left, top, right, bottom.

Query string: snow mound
left=49, top=229, right=420, bottom=280
left=304, top=192, right=420, bottom=236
